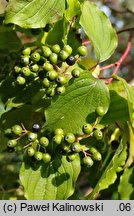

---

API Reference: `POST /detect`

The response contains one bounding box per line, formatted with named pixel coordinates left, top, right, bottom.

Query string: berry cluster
left=5, top=106, right=106, bottom=167
left=13, top=44, right=87, bottom=97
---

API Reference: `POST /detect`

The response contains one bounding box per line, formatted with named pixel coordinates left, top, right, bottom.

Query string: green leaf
left=101, top=90, right=129, bottom=124
left=0, top=26, right=21, bottom=50
left=125, top=0, right=134, bottom=12
left=86, top=134, right=127, bottom=200
left=20, top=154, right=81, bottom=200
left=80, top=2, right=118, bottom=62
left=4, top=0, right=65, bottom=28
left=45, top=19, right=64, bottom=46
left=113, top=75, right=134, bottom=128
left=65, top=0, right=80, bottom=21
left=118, top=166, right=134, bottom=200
left=45, top=73, right=110, bottom=134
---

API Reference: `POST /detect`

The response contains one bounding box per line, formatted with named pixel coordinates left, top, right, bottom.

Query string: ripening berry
left=32, top=123, right=41, bottom=132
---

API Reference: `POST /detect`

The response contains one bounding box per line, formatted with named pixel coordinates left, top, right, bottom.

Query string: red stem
left=100, top=31, right=133, bottom=83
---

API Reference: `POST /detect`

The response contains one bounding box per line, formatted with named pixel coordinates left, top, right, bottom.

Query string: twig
left=100, top=31, right=133, bottom=83
left=117, top=27, right=134, bottom=34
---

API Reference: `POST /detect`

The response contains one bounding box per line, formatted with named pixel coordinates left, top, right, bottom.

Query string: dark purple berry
left=32, top=123, right=41, bottom=132
left=66, top=55, right=76, bottom=66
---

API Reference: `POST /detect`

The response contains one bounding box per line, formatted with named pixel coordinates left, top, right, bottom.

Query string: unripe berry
left=4, top=128, right=12, bottom=138
left=53, top=134, right=62, bottom=145
left=27, top=146, right=35, bottom=157
left=77, top=46, right=88, bottom=56
left=65, top=133, right=75, bottom=144
left=71, top=142, right=81, bottom=153
left=82, top=124, right=93, bottom=134
left=28, top=132, right=38, bottom=142
left=22, top=47, right=31, bottom=55
left=54, top=128, right=64, bottom=136
left=42, top=46, right=52, bottom=57
left=43, top=62, right=53, bottom=71
left=34, top=151, right=43, bottom=161
left=60, top=50, right=69, bottom=61
left=31, top=52, right=40, bottom=62
left=14, top=66, right=21, bottom=74
left=21, top=67, right=31, bottom=76
left=46, top=87, right=55, bottom=97
left=39, top=137, right=49, bottom=147
left=7, top=139, right=17, bottom=148
left=49, top=53, right=58, bottom=64
left=16, top=76, right=26, bottom=85
left=51, top=44, right=61, bottom=53
left=63, top=45, right=72, bottom=55
left=71, top=68, right=80, bottom=78
left=92, top=152, right=102, bottom=161
left=56, top=75, right=67, bottom=86
left=42, top=78, right=50, bottom=88
left=12, top=125, right=23, bottom=135
left=83, top=156, right=94, bottom=167
left=56, top=86, right=66, bottom=94
left=46, top=70, right=58, bottom=81
left=20, top=55, right=30, bottom=65
left=89, top=147, right=98, bottom=154
left=93, top=130, right=103, bottom=140
left=30, top=64, right=39, bottom=72
left=95, top=106, right=106, bottom=117
left=42, top=153, right=51, bottom=163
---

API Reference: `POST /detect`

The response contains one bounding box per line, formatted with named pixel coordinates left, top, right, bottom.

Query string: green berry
left=14, top=66, right=21, bottom=74
left=7, top=139, right=17, bottom=148
left=27, top=146, right=35, bottom=157
left=31, top=52, right=40, bottom=62
left=42, top=46, right=52, bottom=57
left=28, top=132, right=38, bottom=142
left=16, top=76, right=26, bottom=85
left=46, top=87, right=55, bottom=97
left=21, top=55, right=30, bottom=66
left=21, top=67, right=31, bottom=76
left=95, top=106, right=105, bottom=117
left=93, top=130, right=103, bottom=140
left=34, top=151, right=43, bottom=161
left=83, top=156, right=94, bottom=167
left=77, top=46, right=88, bottom=56
left=4, top=128, right=13, bottom=138
left=82, top=124, right=93, bottom=134
left=53, top=134, right=62, bottom=145
left=65, top=133, right=75, bottom=144
left=42, top=78, right=50, bottom=88
left=60, top=50, right=69, bottom=61
left=56, top=86, right=66, bottom=94
left=92, top=152, right=102, bottom=161
left=71, top=142, right=81, bottom=153
left=22, top=47, right=31, bottom=55
left=67, top=153, right=77, bottom=161
left=30, top=64, right=39, bottom=72
left=42, top=153, right=51, bottom=163
left=12, top=125, right=23, bottom=135
left=61, top=144, right=70, bottom=154
left=71, top=68, right=80, bottom=78
left=54, top=128, right=64, bottom=136
left=51, top=44, right=61, bottom=53
left=43, top=62, right=53, bottom=71
left=40, top=137, right=49, bottom=147
left=46, top=70, right=58, bottom=81
left=89, top=147, right=98, bottom=154
left=63, top=45, right=72, bottom=55
left=56, top=75, right=67, bottom=86
left=49, top=53, right=58, bottom=64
